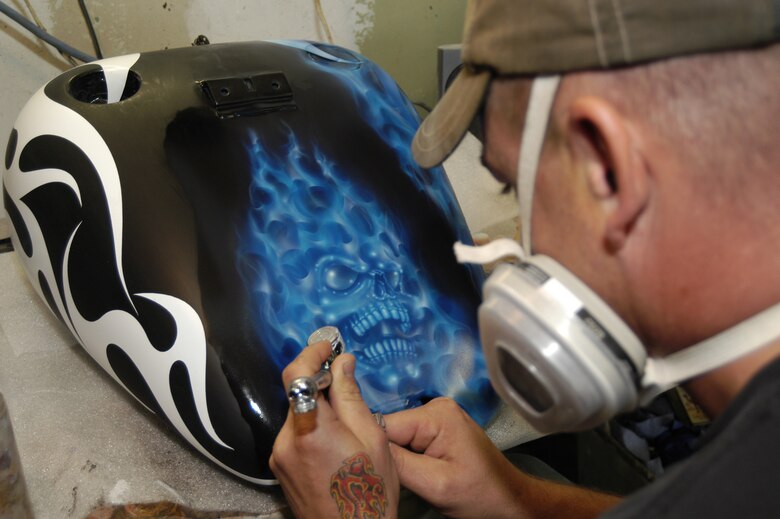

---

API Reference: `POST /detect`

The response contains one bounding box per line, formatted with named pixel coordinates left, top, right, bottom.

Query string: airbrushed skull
left=239, top=130, right=480, bottom=412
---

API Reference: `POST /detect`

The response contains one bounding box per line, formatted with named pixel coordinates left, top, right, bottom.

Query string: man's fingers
left=292, top=406, right=322, bottom=435
left=281, top=340, right=334, bottom=387
left=384, top=407, right=425, bottom=445
left=384, top=404, right=443, bottom=453
left=328, top=354, right=378, bottom=434
left=282, top=340, right=337, bottom=430
left=388, top=443, right=448, bottom=500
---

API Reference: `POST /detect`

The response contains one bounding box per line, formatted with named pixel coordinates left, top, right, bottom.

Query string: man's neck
left=682, top=340, right=780, bottom=418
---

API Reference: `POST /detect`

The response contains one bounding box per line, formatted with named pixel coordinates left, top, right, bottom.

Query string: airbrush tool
left=286, top=326, right=344, bottom=414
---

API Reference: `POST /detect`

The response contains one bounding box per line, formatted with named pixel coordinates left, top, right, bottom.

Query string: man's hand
left=386, top=397, right=526, bottom=519
left=270, top=341, right=399, bottom=519
left=386, top=398, right=620, bottom=519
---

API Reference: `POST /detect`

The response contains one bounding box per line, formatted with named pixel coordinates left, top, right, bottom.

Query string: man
left=270, top=0, right=780, bottom=517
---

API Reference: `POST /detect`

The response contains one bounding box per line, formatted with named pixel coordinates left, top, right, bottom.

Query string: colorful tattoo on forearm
left=330, top=452, right=388, bottom=519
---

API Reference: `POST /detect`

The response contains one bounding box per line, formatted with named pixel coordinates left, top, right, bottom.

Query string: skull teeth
left=362, top=338, right=417, bottom=365
left=349, top=301, right=410, bottom=337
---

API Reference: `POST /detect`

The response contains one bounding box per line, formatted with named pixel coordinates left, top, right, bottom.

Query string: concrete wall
left=358, top=0, right=466, bottom=108
left=0, top=0, right=466, bottom=235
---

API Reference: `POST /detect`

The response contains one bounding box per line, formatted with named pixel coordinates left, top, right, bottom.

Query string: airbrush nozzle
left=287, top=326, right=345, bottom=414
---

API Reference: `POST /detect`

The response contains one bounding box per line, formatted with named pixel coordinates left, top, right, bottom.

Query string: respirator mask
left=458, top=76, right=780, bottom=434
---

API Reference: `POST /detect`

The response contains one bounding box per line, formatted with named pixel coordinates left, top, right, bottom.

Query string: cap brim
left=412, top=68, right=490, bottom=169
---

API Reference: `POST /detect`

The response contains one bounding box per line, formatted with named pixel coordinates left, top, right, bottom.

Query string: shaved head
left=557, top=42, right=780, bottom=207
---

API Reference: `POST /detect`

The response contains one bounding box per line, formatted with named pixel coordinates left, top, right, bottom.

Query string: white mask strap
left=517, top=75, right=561, bottom=253
left=454, top=238, right=526, bottom=265
left=640, top=302, right=780, bottom=403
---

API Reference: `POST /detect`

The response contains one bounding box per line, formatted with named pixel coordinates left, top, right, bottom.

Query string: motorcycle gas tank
left=2, top=41, right=497, bottom=483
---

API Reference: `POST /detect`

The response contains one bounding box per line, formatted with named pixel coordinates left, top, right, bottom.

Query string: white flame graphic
left=2, top=56, right=282, bottom=484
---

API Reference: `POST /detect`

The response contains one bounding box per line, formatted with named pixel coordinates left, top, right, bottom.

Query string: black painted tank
left=2, top=40, right=497, bottom=483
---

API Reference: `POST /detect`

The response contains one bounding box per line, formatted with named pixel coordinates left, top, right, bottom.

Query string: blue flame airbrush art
left=2, top=40, right=498, bottom=484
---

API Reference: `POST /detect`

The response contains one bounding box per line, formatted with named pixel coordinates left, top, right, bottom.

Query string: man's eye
left=324, top=264, right=360, bottom=292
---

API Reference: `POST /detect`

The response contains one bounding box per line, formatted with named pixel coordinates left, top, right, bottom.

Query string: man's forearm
left=508, top=470, right=622, bottom=519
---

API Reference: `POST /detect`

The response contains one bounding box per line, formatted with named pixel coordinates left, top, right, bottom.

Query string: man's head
left=415, top=0, right=780, bottom=426
left=416, top=0, right=780, bottom=355
left=484, top=45, right=780, bottom=355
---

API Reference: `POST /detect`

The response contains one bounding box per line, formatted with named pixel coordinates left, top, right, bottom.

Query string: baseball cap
left=413, top=0, right=780, bottom=168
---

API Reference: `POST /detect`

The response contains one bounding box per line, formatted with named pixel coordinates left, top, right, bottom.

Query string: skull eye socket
left=324, top=264, right=361, bottom=292
left=386, top=270, right=401, bottom=291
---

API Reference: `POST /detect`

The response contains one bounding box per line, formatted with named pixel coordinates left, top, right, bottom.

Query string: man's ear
left=567, top=96, right=649, bottom=252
